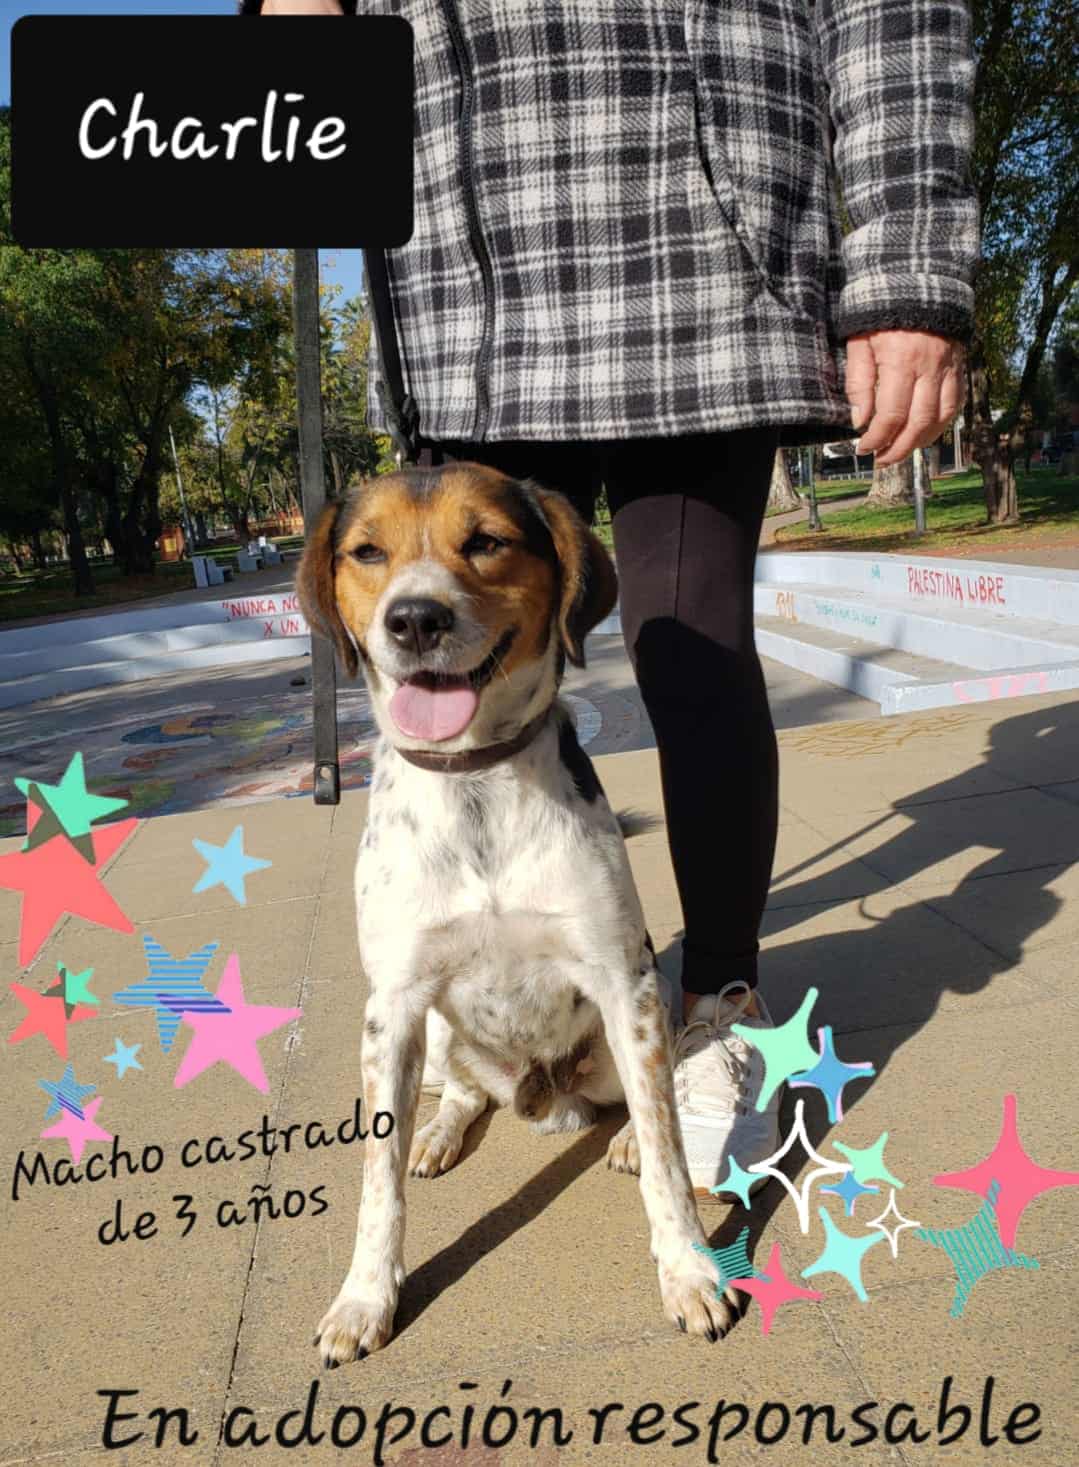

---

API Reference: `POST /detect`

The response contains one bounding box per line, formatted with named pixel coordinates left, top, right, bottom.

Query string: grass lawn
left=0, top=536, right=303, bottom=625
left=0, top=560, right=195, bottom=624
left=773, top=467, right=1079, bottom=554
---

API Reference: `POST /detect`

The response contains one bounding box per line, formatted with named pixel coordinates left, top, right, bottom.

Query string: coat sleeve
left=813, top=0, right=980, bottom=343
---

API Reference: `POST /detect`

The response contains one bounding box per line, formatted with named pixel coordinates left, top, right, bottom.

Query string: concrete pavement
left=0, top=640, right=876, bottom=837
left=2, top=688, right=1077, bottom=1463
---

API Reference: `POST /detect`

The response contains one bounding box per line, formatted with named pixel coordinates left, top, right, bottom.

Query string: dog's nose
left=384, top=597, right=455, bottom=654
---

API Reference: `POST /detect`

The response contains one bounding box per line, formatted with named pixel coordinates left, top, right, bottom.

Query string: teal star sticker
left=709, top=1157, right=762, bottom=1209
left=55, top=962, right=99, bottom=1009
left=192, top=825, right=272, bottom=906
left=820, top=1171, right=880, bottom=1217
left=789, top=1025, right=875, bottom=1123
left=17, top=752, right=128, bottom=863
left=693, top=1226, right=766, bottom=1292
left=915, top=1180, right=1039, bottom=1318
left=104, top=1037, right=143, bottom=1079
left=732, top=986, right=820, bottom=1113
left=801, top=1207, right=886, bottom=1302
left=832, top=1131, right=904, bottom=1189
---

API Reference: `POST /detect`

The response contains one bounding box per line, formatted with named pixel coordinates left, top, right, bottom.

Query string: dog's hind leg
left=606, top=1115, right=640, bottom=1174
left=409, top=1075, right=488, bottom=1176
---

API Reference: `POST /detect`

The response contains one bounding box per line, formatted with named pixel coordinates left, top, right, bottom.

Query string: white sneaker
left=673, top=981, right=782, bottom=1199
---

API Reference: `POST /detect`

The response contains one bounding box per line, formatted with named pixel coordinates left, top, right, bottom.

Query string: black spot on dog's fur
left=366, top=1018, right=382, bottom=1038
left=558, top=715, right=603, bottom=803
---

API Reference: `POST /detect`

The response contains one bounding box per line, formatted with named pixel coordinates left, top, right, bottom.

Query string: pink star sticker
left=40, top=1095, right=113, bottom=1164
left=933, top=1093, right=1079, bottom=1249
left=728, top=1242, right=823, bottom=1336
left=172, top=953, right=301, bottom=1094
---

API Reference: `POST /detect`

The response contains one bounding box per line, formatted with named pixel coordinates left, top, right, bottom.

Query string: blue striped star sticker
left=39, top=1062, right=96, bottom=1120
left=112, top=936, right=228, bottom=1052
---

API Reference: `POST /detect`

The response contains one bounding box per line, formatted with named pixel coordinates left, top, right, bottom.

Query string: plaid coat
left=255, top=0, right=979, bottom=444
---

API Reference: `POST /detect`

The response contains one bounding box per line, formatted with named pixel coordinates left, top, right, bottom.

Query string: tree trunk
left=231, top=509, right=253, bottom=542
left=7, top=539, right=25, bottom=573
left=927, top=441, right=941, bottom=480
left=37, top=382, right=95, bottom=594
left=28, top=529, right=46, bottom=570
left=767, top=450, right=801, bottom=512
left=866, top=457, right=914, bottom=506
left=970, top=360, right=1018, bottom=523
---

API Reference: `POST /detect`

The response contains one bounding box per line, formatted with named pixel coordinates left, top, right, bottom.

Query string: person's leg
left=419, top=440, right=600, bottom=525
left=600, top=428, right=780, bottom=1009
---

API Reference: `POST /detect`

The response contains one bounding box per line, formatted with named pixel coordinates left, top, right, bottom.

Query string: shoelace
left=673, top=981, right=757, bottom=1116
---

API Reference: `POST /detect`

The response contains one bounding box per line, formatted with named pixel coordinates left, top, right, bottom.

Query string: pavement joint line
left=810, top=987, right=1064, bottom=1043
left=212, top=871, right=327, bottom=1463
left=811, top=1299, right=907, bottom=1465
left=912, top=891, right=1057, bottom=968
left=219, top=1307, right=862, bottom=1424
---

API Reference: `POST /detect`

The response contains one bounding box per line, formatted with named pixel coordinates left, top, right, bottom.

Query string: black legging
left=421, top=428, right=780, bottom=993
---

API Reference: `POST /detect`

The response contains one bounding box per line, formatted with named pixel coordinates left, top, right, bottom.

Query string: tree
left=968, top=0, right=1079, bottom=521
left=866, top=457, right=915, bottom=507
left=767, top=450, right=801, bottom=512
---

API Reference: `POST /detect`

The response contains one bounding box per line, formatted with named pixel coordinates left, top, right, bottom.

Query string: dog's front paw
left=409, top=1114, right=466, bottom=1176
left=315, top=1286, right=398, bottom=1367
left=606, top=1118, right=639, bottom=1174
left=657, top=1245, right=739, bottom=1342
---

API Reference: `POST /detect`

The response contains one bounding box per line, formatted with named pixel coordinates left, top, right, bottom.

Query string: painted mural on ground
left=0, top=692, right=603, bottom=836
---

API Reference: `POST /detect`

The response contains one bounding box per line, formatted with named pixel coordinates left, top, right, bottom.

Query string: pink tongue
left=389, top=681, right=479, bottom=742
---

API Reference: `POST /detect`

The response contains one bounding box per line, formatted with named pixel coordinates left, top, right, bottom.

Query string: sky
left=0, top=0, right=365, bottom=300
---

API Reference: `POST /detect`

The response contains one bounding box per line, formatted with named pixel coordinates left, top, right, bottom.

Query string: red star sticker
left=7, top=983, right=96, bottom=1058
left=729, top=1242, right=823, bottom=1336
left=934, top=1093, right=1079, bottom=1249
left=0, top=806, right=137, bottom=967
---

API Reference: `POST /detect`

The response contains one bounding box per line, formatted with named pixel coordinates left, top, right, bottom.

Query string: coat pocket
left=683, top=0, right=832, bottom=326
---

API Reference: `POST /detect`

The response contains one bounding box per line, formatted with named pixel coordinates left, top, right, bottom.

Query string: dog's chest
left=355, top=743, right=632, bottom=1059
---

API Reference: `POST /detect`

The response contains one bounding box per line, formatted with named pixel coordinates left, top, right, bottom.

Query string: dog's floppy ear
left=534, top=488, right=618, bottom=668
left=295, top=498, right=360, bottom=678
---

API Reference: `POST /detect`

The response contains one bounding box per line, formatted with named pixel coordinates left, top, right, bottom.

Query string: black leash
left=364, top=249, right=422, bottom=466
left=293, top=249, right=341, bottom=806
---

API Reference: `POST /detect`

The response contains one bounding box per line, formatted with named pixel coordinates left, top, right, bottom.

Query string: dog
left=296, top=462, right=736, bottom=1366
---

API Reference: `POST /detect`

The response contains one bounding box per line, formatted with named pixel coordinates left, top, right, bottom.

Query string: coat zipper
left=441, top=0, right=495, bottom=441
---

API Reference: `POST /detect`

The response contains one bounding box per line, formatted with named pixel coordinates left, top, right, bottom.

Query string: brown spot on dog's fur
left=514, top=1061, right=554, bottom=1121
left=294, top=464, right=618, bottom=686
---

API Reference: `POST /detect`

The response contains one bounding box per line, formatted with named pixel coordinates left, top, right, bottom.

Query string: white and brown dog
left=296, top=463, right=736, bottom=1366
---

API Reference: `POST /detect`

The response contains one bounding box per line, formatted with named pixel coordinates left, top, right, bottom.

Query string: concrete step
left=0, top=634, right=310, bottom=710
left=0, top=612, right=312, bottom=679
left=755, top=615, right=1079, bottom=715
left=753, top=581, right=1079, bottom=672
left=757, top=550, right=1079, bottom=625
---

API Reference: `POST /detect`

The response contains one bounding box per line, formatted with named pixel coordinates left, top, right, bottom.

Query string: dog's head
left=295, top=463, right=617, bottom=751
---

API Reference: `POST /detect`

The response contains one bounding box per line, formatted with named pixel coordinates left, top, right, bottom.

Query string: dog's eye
left=462, top=531, right=506, bottom=558
left=351, top=543, right=386, bottom=564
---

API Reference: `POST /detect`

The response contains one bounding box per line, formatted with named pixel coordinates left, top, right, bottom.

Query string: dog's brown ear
left=295, top=499, right=359, bottom=678
left=535, top=488, right=618, bottom=668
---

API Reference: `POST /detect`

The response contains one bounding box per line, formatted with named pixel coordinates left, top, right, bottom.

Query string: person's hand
left=261, top=0, right=343, bottom=13
left=845, top=329, right=965, bottom=468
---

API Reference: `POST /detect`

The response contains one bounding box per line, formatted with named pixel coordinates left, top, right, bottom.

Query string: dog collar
left=391, top=708, right=552, bottom=774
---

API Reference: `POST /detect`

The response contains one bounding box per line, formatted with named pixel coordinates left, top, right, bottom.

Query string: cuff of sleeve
left=836, top=274, right=975, bottom=346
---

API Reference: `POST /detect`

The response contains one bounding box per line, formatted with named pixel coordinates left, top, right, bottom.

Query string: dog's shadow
left=394, top=696, right=1077, bottom=1341
left=392, top=1108, right=626, bottom=1335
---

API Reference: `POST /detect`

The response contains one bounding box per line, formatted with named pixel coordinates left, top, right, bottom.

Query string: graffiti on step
left=813, top=599, right=880, bottom=630
left=952, top=671, right=1050, bottom=703
left=775, top=590, right=797, bottom=623
left=220, top=593, right=302, bottom=621
left=907, top=567, right=1007, bottom=608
